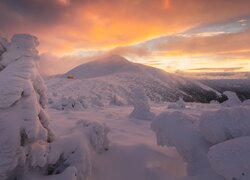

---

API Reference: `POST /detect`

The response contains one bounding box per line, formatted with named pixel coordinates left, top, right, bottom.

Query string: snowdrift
left=151, top=104, right=250, bottom=179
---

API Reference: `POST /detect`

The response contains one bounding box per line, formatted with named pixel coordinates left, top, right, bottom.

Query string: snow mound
left=151, top=111, right=216, bottom=176
left=221, top=91, right=241, bottom=107
left=243, top=99, right=250, bottom=106
left=199, top=107, right=250, bottom=144
left=208, top=136, right=250, bottom=180
left=0, top=34, right=54, bottom=179
left=75, top=120, right=110, bottom=153
left=129, top=87, right=155, bottom=121
left=168, top=97, right=186, bottom=109
left=48, top=120, right=110, bottom=180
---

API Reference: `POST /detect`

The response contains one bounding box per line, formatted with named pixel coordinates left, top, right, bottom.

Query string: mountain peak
left=63, top=54, right=139, bottom=79
left=97, top=54, right=129, bottom=64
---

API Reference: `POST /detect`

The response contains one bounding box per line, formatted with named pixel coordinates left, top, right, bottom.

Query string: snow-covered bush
left=129, top=87, right=155, bottom=120
left=50, top=97, right=85, bottom=111
left=208, top=136, right=250, bottom=180
left=199, top=107, right=250, bottom=145
left=151, top=111, right=225, bottom=180
left=0, top=34, right=110, bottom=180
left=0, top=34, right=54, bottom=179
left=221, top=91, right=241, bottom=107
left=110, top=94, right=126, bottom=106
left=47, top=120, right=110, bottom=180
left=167, top=97, right=186, bottom=109
left=151, top=111, right=221, bottom=178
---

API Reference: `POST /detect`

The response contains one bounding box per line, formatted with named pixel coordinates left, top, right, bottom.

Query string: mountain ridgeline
left=60, top=55, right=223, bottom=103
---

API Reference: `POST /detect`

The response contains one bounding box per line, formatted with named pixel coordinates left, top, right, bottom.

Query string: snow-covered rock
left=208, top=136, right=250, bottom=180
left=151, top=111, right=221, bottom=178
left=221, top=91, right=241, bottom=107
left=0, top=34, right=54, bottom=179
left=199, top=107, right=250, bottom=145
left=129, top=87, right=155, bottom=121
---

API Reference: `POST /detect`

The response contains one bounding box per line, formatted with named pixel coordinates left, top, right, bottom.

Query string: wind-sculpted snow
left=0, top=34, right=54, bottom=179
left=48, top=120, right=110, bottom=180
left=129, top=87, right=155, bottom=121
left=0, top=34, right=110, bottom=180
left=151, top=102, right=250, bottom=179
left=199, top=107, right=250, bottom=145
left=151, top=111, right=221, bottom=179
left=221, top=91, right=241, bottom=107
left=208, top=136, right=250, bottom=180
left=243, top=99, right=250, bottom=106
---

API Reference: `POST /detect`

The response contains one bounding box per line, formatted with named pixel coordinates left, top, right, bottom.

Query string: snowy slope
left=46, top=55, right=222, bottom=109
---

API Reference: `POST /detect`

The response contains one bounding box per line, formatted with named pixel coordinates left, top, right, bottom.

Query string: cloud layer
left=1, top=0, right=250, bottom=75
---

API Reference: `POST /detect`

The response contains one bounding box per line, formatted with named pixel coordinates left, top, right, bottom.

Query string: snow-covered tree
left=199, top=107, right=250, bottom=145
left=152, top=103, right=250, bottom=179
left=129, top=87, right=155, bottom=120
left=151, top=111, right=222, bottom=179
left=47, top=120, right=110, bottom=180
left=0, top=34, right=54, bottom=179
left=0, top=34, right=110, bottom=180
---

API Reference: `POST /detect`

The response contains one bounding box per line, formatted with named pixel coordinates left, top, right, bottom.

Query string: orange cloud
left=2, top=0, right=250, bottom=55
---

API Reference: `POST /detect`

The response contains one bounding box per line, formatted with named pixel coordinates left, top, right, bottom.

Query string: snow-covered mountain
left=47, top=55, right=222, bottom=109
left=202, top=79, right=250, bottom=101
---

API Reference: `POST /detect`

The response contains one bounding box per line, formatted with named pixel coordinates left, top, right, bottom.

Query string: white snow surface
left=221, top=91, right=242, bottom=107
left=208, top=136, right=250, bottom=180
left=199, top=106, right=250, bottom=144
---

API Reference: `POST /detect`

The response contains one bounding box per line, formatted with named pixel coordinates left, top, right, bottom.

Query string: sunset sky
left=1, top=0, right=250, bottom=77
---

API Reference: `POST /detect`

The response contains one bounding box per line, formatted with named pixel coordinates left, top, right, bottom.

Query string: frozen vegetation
left=152, top=100, right=250, bottom=179
left=0, top=35, right=110, bottom=180
left=1, top=34, right=250, bottom=180
left=129, top=87, right=155, bottom=121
